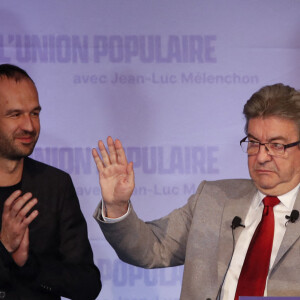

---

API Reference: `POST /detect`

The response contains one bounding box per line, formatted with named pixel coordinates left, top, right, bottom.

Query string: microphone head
left=285, top=210, right=299, bottom=223
left=231, top=216, right=242, bottom=229
left=290, top=210, right=299, bottom=223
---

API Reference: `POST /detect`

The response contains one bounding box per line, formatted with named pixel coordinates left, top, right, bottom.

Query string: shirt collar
left=254, top=183, right=300, bottom=210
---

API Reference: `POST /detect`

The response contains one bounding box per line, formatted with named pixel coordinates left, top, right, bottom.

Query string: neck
left=0, top=157, right=24, bottom=187
left=257, top=181, right=300, bottom=197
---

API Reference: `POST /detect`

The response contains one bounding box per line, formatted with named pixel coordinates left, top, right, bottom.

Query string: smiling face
left=247, top=116, right=300, bottom=196
left=0, top=77, right=41, bottom=161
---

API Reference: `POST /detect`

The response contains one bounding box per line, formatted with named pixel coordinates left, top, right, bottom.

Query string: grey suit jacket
left=96, top=179, right=300, bottom=299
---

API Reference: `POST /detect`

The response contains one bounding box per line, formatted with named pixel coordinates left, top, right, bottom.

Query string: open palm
left=92, top=137, right=135, bottom=217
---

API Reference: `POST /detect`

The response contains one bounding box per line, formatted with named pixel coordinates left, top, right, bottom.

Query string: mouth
left=15, top=135, right=36, bottom=144
left=255, top=169, right=274, bottom=174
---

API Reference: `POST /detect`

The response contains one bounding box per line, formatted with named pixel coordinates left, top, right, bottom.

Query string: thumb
left=21, top=227, right=30, bottom=246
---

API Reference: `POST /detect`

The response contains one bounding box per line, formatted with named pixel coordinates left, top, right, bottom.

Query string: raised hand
left=0, top=190, right=38, bottom=257
left=92, top=136, right=135, bottom=218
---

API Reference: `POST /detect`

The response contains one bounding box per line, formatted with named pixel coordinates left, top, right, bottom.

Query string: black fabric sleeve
left=0, top=240, right=14, bottom=288
left=17, top=173, right=101, bottom=300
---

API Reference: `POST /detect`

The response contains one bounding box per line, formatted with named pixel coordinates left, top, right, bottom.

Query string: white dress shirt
left=221, top=184, right=300, bottom=300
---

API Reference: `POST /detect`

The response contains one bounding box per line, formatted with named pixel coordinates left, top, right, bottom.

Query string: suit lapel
left=217, top=184, right=257, bottom=287
left=271, top=191, right=300, bottom=272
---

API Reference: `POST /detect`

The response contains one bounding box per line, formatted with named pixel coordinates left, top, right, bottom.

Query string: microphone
left=231, top=216, right=245, bottom=229
left=285, top=210, right=299, bottom=223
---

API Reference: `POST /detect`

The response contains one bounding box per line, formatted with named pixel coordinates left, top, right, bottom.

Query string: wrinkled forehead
left=247, top=116, right=299, bottom=141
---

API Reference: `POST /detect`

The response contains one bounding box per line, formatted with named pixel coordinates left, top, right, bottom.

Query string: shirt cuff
left=94, top=201, right=130, bottom=223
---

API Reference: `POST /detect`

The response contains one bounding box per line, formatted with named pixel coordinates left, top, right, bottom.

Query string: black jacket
left=0, top=157, right=101, bottom=300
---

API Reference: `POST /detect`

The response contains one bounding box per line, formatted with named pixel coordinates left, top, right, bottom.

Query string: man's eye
left=249, top=141, right=259, bottom=146
left=270, top=143, right=283, bottom=150
left=10, top=113, right=20, bottom=118
left=31, top=111, right=40, bottom=117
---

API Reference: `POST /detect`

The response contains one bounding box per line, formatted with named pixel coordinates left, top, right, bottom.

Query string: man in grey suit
left=93, top=83, right=300, bottom=299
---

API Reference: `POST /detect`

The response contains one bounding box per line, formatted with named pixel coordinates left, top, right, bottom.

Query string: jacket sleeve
left=16, top=174, right=101, bottom=300
left=96, top=181, right=206, bottom=269
left=0, top=241, right=14, bottom=290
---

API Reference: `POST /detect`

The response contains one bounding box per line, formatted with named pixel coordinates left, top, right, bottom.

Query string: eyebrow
left=34, top=105, right=42, bottom=112
left=6, top=105, right=42, bottom=115
left=247, top=133, right=288, bottom=143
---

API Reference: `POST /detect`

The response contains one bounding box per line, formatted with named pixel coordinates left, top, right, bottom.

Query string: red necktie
left=234, top=196, right=280, bottom=300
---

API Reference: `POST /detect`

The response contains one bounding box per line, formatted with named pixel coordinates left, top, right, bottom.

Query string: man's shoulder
left=24, top=157, right=71, bottom=179
left=205, top=178, right=253, bottom=188
left=197, top=178, right=255, bottom=197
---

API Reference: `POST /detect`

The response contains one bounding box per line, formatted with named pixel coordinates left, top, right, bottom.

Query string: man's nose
left=20, top=114, right=34, bottom=132
left=256, top=144, right=272, bottom=163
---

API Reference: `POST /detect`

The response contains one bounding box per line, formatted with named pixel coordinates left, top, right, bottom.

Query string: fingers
left=8, top=193, right=33, bottom=217
left=98, top=139, right=111, bottom=167
left=93, top=136, right=129, bottom=167
left=115, top=139, right=128, bottom=165
left=18, top=198, right=39, bottom=225
left=107, top=136, right=117, bottom=164
left=3, top=191, right=38, bottom=224
left=1, top=191, right=38, bottom=253
left=23, top=208, right=39, bottom=225
left=4, top=191, right=31, bottom=216
left=92, top=148, right=104, bottom=173
left=3, top=190, right=22, bottom=209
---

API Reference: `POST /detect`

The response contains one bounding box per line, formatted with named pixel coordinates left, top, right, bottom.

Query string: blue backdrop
left=1, top=1, right=300, bottom=299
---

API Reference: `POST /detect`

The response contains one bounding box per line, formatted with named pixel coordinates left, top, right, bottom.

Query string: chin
left=255, top=180, right=280, bottom=193
left=252, top=176, right=277, bottom=190
left=9, top=147, right=35, bottom=159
